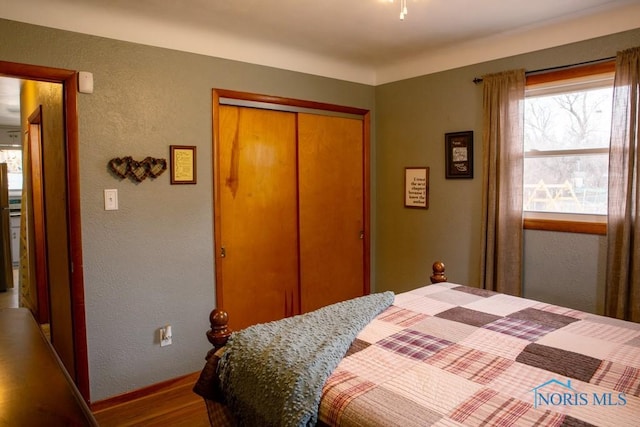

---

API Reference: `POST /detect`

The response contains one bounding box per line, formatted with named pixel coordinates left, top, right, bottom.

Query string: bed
left=194, top=262, right=640, bottom=426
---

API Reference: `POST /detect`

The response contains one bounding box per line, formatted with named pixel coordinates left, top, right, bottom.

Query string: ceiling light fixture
left=390, top=0, right=408, bottom=20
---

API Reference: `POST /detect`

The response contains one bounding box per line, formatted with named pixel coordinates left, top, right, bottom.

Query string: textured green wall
left=0, top=18, right=375, bottom=401
left=374, top=28, right=640, bottom=311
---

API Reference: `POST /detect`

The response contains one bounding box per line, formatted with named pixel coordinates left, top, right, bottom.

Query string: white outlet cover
left=160, top=327, right=172, bottom=347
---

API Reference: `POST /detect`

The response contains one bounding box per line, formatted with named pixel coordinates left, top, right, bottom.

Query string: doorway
left=0, top=61, right=89, bottom=402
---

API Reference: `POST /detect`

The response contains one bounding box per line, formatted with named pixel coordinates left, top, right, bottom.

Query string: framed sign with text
left=170, top=145, right=197, bottom=184
left=404, top=167, right=429, bottom=209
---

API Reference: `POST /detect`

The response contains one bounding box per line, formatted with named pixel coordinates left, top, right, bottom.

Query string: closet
left=213, top=90, right=370, bottom=331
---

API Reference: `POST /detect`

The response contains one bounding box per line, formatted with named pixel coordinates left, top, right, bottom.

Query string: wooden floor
left=92, top=372, right=210, bottom=426
left=0, top=286, right=18, bottom=308
left=0, top=274, right=50, bottom=340
left=0, top=270, right=19, bottom=309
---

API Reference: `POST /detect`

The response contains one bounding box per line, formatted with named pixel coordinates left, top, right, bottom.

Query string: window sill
left=523, top=218, right=606, bottom=235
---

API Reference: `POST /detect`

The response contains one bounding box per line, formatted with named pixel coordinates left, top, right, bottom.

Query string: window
left=0, top=148, right=23, bottom=190
left=523, top=61, right=615, bottom=233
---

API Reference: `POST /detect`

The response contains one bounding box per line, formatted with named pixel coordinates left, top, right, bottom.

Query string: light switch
left=104, top=189, right=118, bottom=210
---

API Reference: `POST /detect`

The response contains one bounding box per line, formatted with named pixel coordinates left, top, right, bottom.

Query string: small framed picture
left=170, top=145, right=197, bottom=184
left=445, top=131, right=473, bottom=179
left=404, top=167, right=429, bottom=209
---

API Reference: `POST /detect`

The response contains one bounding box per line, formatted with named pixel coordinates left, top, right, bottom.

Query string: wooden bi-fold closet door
left=217, top=105, right=300, bottom=331
left=215, top=96, right=368, bottom=332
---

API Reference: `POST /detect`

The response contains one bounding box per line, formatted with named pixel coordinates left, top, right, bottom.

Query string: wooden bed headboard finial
left=430, top=261, right=447, bottom=283
left=206, top=309, right=231, bottom=356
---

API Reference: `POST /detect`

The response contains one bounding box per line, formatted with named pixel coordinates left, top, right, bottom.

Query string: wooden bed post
left=206, top=309, right=231, bottom=357
left=430, top=261, right=447, bottom=283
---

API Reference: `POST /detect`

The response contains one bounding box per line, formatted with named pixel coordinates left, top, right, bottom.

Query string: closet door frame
left=211, top=89, right=371, bottom=312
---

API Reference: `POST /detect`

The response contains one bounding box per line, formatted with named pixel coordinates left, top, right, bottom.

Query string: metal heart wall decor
left=108, top=156, right=167, bottom=182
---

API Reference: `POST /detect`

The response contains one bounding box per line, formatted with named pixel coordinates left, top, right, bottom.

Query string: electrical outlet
left=160, top=325, right=172, bottom=347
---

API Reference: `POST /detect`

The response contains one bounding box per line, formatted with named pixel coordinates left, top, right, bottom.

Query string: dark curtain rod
left=472, top=56, right=616, bottom=84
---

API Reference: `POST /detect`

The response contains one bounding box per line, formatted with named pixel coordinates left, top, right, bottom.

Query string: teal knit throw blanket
left=218, top=291, right=395, bottom=427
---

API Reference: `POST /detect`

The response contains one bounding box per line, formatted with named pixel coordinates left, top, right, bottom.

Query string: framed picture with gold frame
left=170, top=145, right=197, bottom=184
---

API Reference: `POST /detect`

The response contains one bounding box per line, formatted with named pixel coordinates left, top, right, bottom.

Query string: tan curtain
left=606, top=47, right=640, bottom=322
left=480, top=70, right=525, bottom=296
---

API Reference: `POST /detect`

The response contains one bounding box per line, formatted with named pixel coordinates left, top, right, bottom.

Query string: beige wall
left=18, top=82, right=38, bottom=316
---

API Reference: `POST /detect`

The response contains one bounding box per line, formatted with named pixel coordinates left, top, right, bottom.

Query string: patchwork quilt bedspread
left=318, top=282, right=640, bottom=427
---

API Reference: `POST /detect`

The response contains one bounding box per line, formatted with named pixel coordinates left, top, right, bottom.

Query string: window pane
left=524, top=87, right=612, bottom=151
left=524, top=76, right=612, bottom=216
left=523, top=154, right=608, bottom=214
left=0, top=149, right=23, bottom=190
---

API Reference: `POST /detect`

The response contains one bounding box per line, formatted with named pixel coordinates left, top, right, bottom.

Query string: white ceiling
left=1, top=0, right=640, bottom=126
left=0, top=78, right=20, bottom=128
